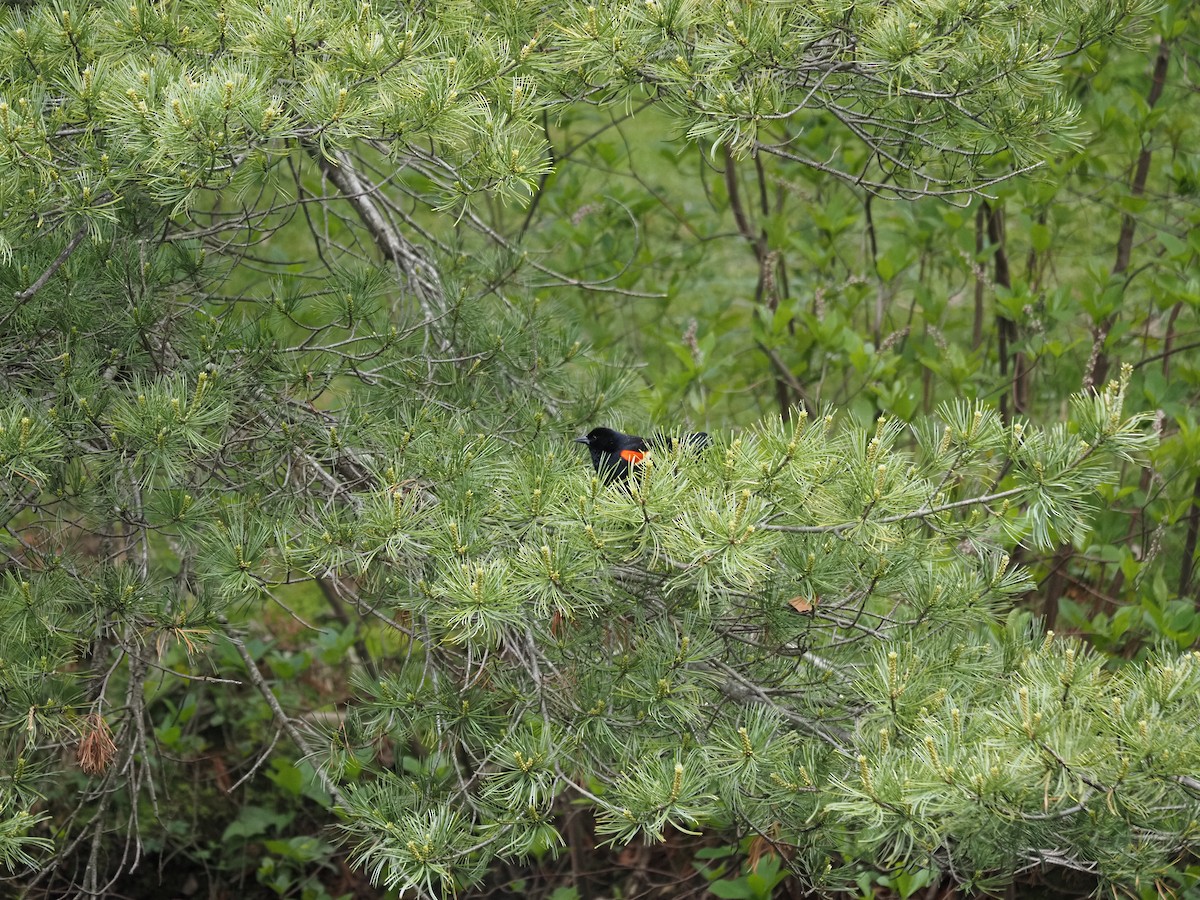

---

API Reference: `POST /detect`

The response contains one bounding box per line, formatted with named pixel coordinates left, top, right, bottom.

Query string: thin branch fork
left=13, top=226, right=88, bottom=302
left=762, top=485, right=1027, bottom=534
left=301, top=141, right=444, bottom=318
left=219, top=616, right=346, bottom=807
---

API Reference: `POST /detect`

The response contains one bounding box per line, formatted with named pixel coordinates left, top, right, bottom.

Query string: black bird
left=573, top=426, right=710, bottom=484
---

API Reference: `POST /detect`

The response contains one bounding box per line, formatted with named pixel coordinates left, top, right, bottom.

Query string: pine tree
left=0, top=0, right=1190, bottom=897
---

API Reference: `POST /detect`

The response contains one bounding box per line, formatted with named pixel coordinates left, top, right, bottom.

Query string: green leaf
left=1159, top=230, right=1189, bottom=259
left=222, top=806, right=293, bottom=843
left=268, top=759, right=304, bottom=798
left=709, top=877, right=755, bottom=899
left=1030, top=222, right=1051, bottom=253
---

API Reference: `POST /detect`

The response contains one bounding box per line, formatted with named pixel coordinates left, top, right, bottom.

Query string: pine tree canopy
left=1, top=0, right=1195, bottom=897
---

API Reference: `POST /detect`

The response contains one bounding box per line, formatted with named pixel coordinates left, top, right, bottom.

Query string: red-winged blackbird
left=573, top=426, right=710, bottom=484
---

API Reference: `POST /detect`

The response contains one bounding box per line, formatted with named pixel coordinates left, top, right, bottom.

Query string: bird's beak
left=573, top=435, right=590, bottom=445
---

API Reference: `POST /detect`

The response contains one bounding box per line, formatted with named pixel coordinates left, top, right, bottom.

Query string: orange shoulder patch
left=619, top=449, right=646, bottom=465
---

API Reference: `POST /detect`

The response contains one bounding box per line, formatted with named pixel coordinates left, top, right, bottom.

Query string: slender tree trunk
left=983, top=201, right=1026, bottom=419
left=1179, top=474, right=1200, bottom=599
left=726, top=147, right=797, bottom=420
left=1106, top=466, right=1153, bottom=603
left=1085, top=38, right=1171, bottom=390
left=972, top=204, right=986, bottom=350
left=1040, top=544, right=1075, bottom=627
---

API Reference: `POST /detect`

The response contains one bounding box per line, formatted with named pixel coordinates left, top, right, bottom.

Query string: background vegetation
left=1, top=0, right=1199, bottom=897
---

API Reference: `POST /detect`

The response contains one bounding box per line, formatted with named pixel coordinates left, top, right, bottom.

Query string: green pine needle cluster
left=0, top=0, right=1191, bottom=896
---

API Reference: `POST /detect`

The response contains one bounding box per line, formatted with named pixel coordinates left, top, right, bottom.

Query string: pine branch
left=763, top=486, right=1027, bottom=534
